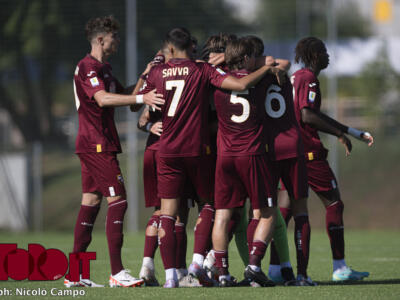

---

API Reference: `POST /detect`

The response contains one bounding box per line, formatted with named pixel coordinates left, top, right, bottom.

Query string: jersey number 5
left=166, top=80, right=185, bottom=117
left=230, top=90, right=250, bottom=123
left=265, top=84, right=286, bottom=118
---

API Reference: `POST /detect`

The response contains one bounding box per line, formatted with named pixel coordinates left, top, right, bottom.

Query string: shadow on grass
left=316, top=279, right=400, bottom=286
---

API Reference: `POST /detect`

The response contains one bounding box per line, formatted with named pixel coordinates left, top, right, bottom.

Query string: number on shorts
left=265, top=84, right=286, bottom=118
left=230, top=90, right=250, bottom=123
left=166, top=80, right=185, bottom=117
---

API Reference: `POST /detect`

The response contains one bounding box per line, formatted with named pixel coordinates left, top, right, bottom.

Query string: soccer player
left=242, top=35, right=313, bottom=285
left=138, top=27, right=282, bottom=288
left=292, top=36, right=373, bottom=281
left=199, top=33, right=251, bottom=274
left=211, top=38, right=286, bottom=287
left=65, top=15, right=164, bottom=288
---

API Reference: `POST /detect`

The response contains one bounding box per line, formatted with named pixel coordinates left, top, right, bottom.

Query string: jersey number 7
left=166, top=80, right=185, bottom=117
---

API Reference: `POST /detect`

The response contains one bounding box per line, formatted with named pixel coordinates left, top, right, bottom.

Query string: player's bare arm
left=208, top=53, right=225, bottom=66
left=137, top=105, right=151, bottom=131
left=252, top=55, right=291, bottom=71
left=94, top=89, right=164, bottom=109
left=301, top=107, right=352, bottom=155
left=221, top=66, right=286, bottom=91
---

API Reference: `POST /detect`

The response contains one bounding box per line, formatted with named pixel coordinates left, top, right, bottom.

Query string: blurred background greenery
left=0, top=0, right=399, bottom=232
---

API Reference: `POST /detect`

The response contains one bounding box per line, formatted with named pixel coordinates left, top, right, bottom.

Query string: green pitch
left=0, top=230, right=399, bottom=299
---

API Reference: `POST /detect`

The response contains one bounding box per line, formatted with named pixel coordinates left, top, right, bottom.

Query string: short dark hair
left=243, top=35, right=264, bottom=57
left=295, top=37, right=326, bottom=69
left=85, top=15, right=120, bottom=43
left=225, top=38, right=253, bottom=70
left=163, top=27, right=193, bottom=51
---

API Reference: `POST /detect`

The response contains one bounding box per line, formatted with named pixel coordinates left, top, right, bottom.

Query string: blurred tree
left=0, top=0, right=246, bottom=145
left=255, top=0, right=371, bottom=41
left=354, top=45, right=400, bottom=133
left=136, top=0, right=248, bottom=72
left=0, top=0, right=125, bottom=144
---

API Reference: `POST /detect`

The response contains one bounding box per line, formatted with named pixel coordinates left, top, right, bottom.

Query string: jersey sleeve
left=297, top=73, right=319, bottom=110
left=79, top=65, right=106, bottom=99
left=204, top=63, right=229, bottom=88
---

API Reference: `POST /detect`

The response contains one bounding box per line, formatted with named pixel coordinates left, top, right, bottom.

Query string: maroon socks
left=73, top=204, right=100, bottom=253
left=246, top=218, right=259, bottom=253
left=106, top=199, right=127, bottom=275
left=294, top=215, right=311, bottom=277
left=193, top=204, right=214, bottom=256
left=175, top=222, right=187, bottom=269
left=326, top=201, right=345, bottom=260
left=159, top=215, right=177, bottom=270
left=214, top=250, right=229, bottom=276
left=249, top=240, right=267, bottom=267
left=143, top=215, right=160, bottom=258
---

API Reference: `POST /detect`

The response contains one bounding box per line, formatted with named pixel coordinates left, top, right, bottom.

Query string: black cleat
left=219, top=276, right=238, bottom=287
left=281, top=267, right=296, bottom=283
left=236, top=277, right=252, bottom=286
left=244, top=266, right=275, bottom=287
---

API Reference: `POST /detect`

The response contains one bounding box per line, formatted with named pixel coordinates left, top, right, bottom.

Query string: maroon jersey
left=73, top=54, right=123, bottom=154
left=292, top=68, right=328, bottom=157
left=213, top=69, right=265, bottom=156
left=257, top=74, right=304, bottom=160
left=145, top=108, right=162, bottom=151
left=139, top=58, right=228, bottom=157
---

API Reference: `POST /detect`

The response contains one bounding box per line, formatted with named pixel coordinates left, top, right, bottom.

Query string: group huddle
left=66, top=16, right=373, bottom=289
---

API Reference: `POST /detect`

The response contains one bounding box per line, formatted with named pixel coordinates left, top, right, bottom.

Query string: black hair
left=295, top=37, right=326, bottom=69
left=163, top=27, right=193, bottom=51
left=243, top=35, right=264, bottom=57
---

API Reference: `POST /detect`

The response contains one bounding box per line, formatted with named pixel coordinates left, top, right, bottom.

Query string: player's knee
left=259, top=206, right=276, bottom=219
left=252, top=209, right=261, bottom=220
left=328, top=200, right=344, bottom=213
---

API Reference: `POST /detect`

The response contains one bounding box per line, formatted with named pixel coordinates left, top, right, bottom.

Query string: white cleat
left=64, top=275, right=104, bottom=288
left=139, top=265, right=159, bottom=286
left=203, top=250, right=218, bottom=281
left=109, top=269, right=144, bottom=288
left=179, top=275, right=202, bottom=287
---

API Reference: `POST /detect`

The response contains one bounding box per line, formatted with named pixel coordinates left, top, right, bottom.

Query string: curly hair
left=85, top=15, right=120, bottom=43
left=295, top=37, right=327, bottom=70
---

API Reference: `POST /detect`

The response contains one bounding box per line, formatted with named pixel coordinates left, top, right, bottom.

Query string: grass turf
left=0, top=230, right=399, bottom=299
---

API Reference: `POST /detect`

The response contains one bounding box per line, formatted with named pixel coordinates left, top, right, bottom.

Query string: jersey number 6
left=265, top=84, right=286, bottom=119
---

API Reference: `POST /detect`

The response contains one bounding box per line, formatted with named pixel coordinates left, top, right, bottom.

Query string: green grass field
left=0, top=230, right=399, bottom=299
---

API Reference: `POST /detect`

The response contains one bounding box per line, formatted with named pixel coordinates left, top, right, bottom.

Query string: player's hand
left=150, top=121, right=163, bottom=136
left=208, top=53, right=225, bottom=66
left=362, top=132, right=374, bottom=147
left=143, top=89, right=165, bottom=111
left=265, top=55, right=277, bottom=66
left=142, top=62, right=155, bottom=77
left=270, top=67, right=286, bottom=86
left=338, top=134, right=352, bottom=156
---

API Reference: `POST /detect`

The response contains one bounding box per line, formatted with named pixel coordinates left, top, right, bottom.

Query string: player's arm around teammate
left=68, top=16, right=167, bottom=289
